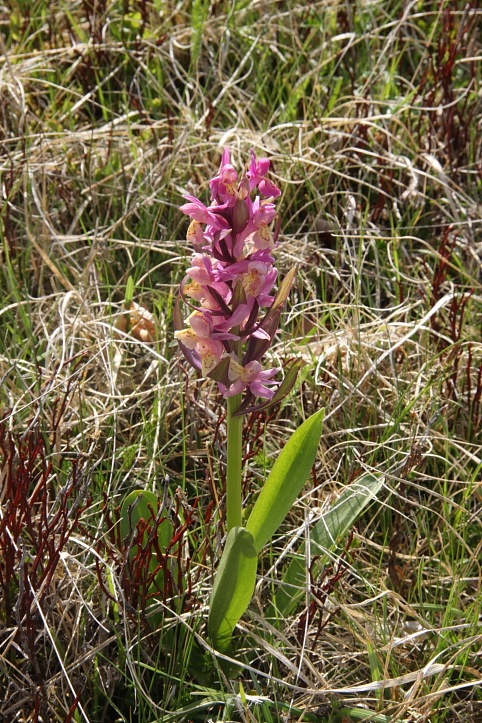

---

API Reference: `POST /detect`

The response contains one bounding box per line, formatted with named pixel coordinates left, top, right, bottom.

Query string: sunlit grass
left=1, top=0, right=481, bottom=720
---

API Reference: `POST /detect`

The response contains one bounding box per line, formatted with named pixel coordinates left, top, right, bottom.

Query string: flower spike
left=176, top=148, right=295, bottom=412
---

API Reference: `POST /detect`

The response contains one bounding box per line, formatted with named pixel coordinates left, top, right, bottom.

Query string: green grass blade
left=190, top=0, right=209, bottom=70
left=246, top=409, right=325, bottom=554
left=208, top=527, right=258, bottom=655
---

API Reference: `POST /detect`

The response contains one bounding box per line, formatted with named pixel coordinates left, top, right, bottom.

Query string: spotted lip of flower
left=187, top=219, right=205, bottom=249
left=174, top=327, right=225, bottom=376
left=183, top=254, right=233, bottom=308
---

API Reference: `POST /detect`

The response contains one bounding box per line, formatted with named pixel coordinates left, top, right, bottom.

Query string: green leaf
left=120, top=489, right=174, bottom=581
left=120, top=490, right=160, bottom=543
left=125, top=276, right=135, bottom=307
left=10, top=11, right=22, bottom=41
left=246, top=408, right=325, bottom=554
left=190, top=0, right=209, bottom=69
left=208, top=527, right=258, bottom=654
left=274, top=473, right=385, bottom=617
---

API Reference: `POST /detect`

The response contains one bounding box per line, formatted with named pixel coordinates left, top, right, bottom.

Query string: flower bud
left=232, top=197, right=249, bottom=235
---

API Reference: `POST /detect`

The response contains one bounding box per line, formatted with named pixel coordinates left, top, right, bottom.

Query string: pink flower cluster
left=175, top=148, right=283, bottom=403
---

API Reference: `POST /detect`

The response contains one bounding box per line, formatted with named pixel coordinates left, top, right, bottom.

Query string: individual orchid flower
left=174, top=326, right=225, bottom=376
left=219, top=359, right=280, bottom=399
left=231, top=199, right=278, bottom=256
left=180, top=196, right=230, bottom=230
left=185, top=309, right=238, bottom=342
left=210, top=148, right=239, bottom=206
left=183, top=255, right=233, bottom=309
left=224, top=259, right=277, bottom=305
left=247, top=149, right=281, bottom=197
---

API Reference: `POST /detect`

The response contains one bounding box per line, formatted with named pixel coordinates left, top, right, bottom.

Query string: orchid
left=176, top=148, right=291, bottom=409
left=174, top=149, right=322, bottom=663
left=175, top=148, right=303, bottom=535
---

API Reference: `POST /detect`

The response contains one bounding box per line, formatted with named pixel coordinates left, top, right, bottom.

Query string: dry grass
left=1, top=1, right=481, bottom=721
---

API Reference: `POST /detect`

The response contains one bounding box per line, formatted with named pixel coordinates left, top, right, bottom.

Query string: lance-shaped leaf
left=273, top=473, right=385, bottom=618
left=120, top=490, right=164, bottom=548
left=120, top=490, right=175, bottom=606
left=246, top=408, right=325, bottom=554
left=208, top=527, right=258, bottom=654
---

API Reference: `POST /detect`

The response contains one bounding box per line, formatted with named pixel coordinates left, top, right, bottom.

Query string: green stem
left=226, top=394, right=243, bottom=530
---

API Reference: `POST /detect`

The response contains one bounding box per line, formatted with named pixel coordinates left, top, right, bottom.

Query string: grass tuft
left=1, top=1, right=481, bottom=720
